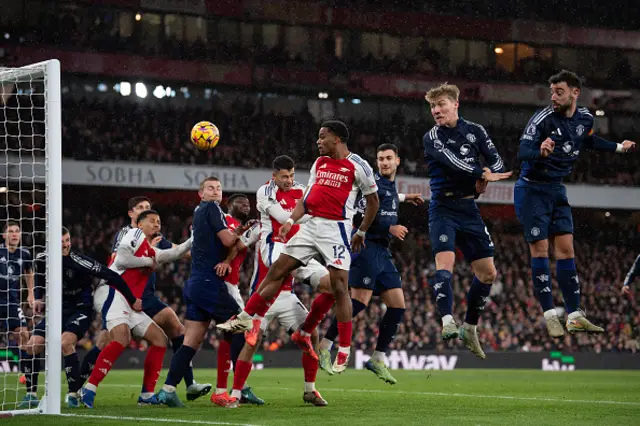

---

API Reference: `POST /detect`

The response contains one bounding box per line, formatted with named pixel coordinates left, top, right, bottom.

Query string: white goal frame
left=0, top=60, right=62, bottom=416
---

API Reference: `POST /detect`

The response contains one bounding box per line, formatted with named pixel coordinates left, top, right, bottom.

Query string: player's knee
left=183, top=334, right=203, bottom=350
left=160, top=312, right=184, bottom=339
left=554, top=242, right=575, bottom=259
left=96, top=330, right=111, bottom=349
left=382, top=289, right=405, bottom=309
left=61, top=334, right=77, bottom=356
left=25, top=337, right=44, bottom=356
left=529, top=240, right=549, bottom=258
left=172, top=322, right=185, bottom=339
left=332, top=282, right=349, bottom=299
left=148, top=326, right=168, bottom=347
left=32, top=340, right=45, bottom=356
left=23, top=339, right=35, bottom=355
left=478, top=266, right=498, bottom=284
left=18, top=329, right=29, bottom=347
left=318, top=274, right=332, bottom=294
left=110, top=326, right=131, bottom=347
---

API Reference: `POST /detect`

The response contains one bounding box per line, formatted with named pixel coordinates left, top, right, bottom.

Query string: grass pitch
left=2, top=368, right=640, bottom=425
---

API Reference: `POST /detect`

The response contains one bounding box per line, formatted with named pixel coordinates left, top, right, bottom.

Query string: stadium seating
left=59, top=204, right=640, bottom=354
left=56, top=98, right=640, bottom=185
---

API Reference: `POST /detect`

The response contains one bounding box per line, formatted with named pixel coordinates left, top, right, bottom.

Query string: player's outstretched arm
left=113, top=245, right=154, bottom=270
left=99, top=268, right=140, bottom=309
left=587, top=133, right=636, bottom=154
left=154, top=238, right=193, bottom=264
left=480, top=167, right=512, bottom=182
left=399, top=193, right=424, bottom=206
left=477, top=125, right=506, bottom=173
left=71, top=252, right=140, bottom=309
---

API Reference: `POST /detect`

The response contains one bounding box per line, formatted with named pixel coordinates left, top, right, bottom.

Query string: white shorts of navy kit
left=260, top=291, right=308, bottom=333
left=93, top=284, right=153, bottom=338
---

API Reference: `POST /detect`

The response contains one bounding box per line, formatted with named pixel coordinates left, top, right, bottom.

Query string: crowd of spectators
left=2, top=3, right=639, bottom=90
left=52, top=200, right=640, bottom=355
left=59, top=98, right=640, bottom=186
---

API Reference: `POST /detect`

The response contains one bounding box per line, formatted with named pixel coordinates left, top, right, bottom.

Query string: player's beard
left=553, top=99, right=572, bottom=114
left=235, top=211, right=249, bottom=222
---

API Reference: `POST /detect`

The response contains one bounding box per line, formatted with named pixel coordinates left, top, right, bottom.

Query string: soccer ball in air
left=190, top=121, right=220, bottom=150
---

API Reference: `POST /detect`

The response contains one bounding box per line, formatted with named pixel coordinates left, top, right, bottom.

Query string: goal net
left=0, top=60, right=62, bottom=416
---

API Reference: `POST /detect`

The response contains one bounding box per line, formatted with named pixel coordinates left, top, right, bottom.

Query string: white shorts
left=261, top=291, right=308, bottom=332
left=93, top=285, right=153, bottom=338
left=259, top=238, right=329, bottom=290
left=283, top=216, right=352, bottom=271
left=225, top=281, right=245, bottom=309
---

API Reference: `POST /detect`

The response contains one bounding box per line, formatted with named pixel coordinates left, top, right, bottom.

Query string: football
left=190, top=121, right=220, bottom=150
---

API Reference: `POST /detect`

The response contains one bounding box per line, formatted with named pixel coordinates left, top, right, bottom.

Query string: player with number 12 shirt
left=218, top=120, right=380, bottom=373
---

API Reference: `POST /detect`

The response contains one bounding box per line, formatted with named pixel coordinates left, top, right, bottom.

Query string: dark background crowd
left=60, top=98, right=640, bottom=186
left=48, top=200, right=639, bottom=355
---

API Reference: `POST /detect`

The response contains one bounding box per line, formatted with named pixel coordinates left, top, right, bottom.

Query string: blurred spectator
left=50, top=98, right=640, bottom=186
left=49, top=202, right=640, bottom=354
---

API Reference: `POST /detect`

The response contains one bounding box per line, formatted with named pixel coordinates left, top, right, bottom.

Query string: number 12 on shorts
left=332, top=245, right=346, bottom=260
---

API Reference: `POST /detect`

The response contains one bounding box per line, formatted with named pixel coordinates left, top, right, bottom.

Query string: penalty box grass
left=2, top=368, right=640, bottom=425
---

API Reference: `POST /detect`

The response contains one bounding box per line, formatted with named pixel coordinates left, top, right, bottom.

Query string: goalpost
left=0, top=60, right=62, bottom=416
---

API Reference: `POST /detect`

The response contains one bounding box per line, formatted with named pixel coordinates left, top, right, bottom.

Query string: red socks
left=337, top=321, right=353, bottom=348
left=244, top=293, right=270, bottom=317
left=88, top=341, right=126, bottom=387
left=216, top=339, right=232, bottom=390
left=302, top=352, right=318, bottom=383
left=232, top=359, right=253, bottom=392
left=302, top=293, right=335, bottom=334
left=142, top=345, right=166, bottom=393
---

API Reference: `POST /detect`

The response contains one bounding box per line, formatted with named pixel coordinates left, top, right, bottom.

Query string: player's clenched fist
left=540, top=138, right=555, bottom=157
left=620, top=140, right=636, bottom=152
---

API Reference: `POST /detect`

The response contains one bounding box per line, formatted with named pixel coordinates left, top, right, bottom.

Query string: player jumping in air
left=156, top=177, right=250, bottom=408
left=423, top=83, right=512, bottom=359
left=81, top=196, right=211, bottom=401
left=81, top=210, right=192, bottom=408
left=216, top=156, right=333, bottom=407
left=515, top=70, right=636, bottom=337
left=218, top=121, right=380, bottom=373
left=319, top=143, right=424, bottom=383
left=1, top=222, right=36, bottom=408
left=25, top=227, right=140, bottom=408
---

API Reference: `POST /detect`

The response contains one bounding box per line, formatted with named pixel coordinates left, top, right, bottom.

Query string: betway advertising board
left=63, top=349, right=638, bottom=372
left=4, top=158, right=640, bottom=209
